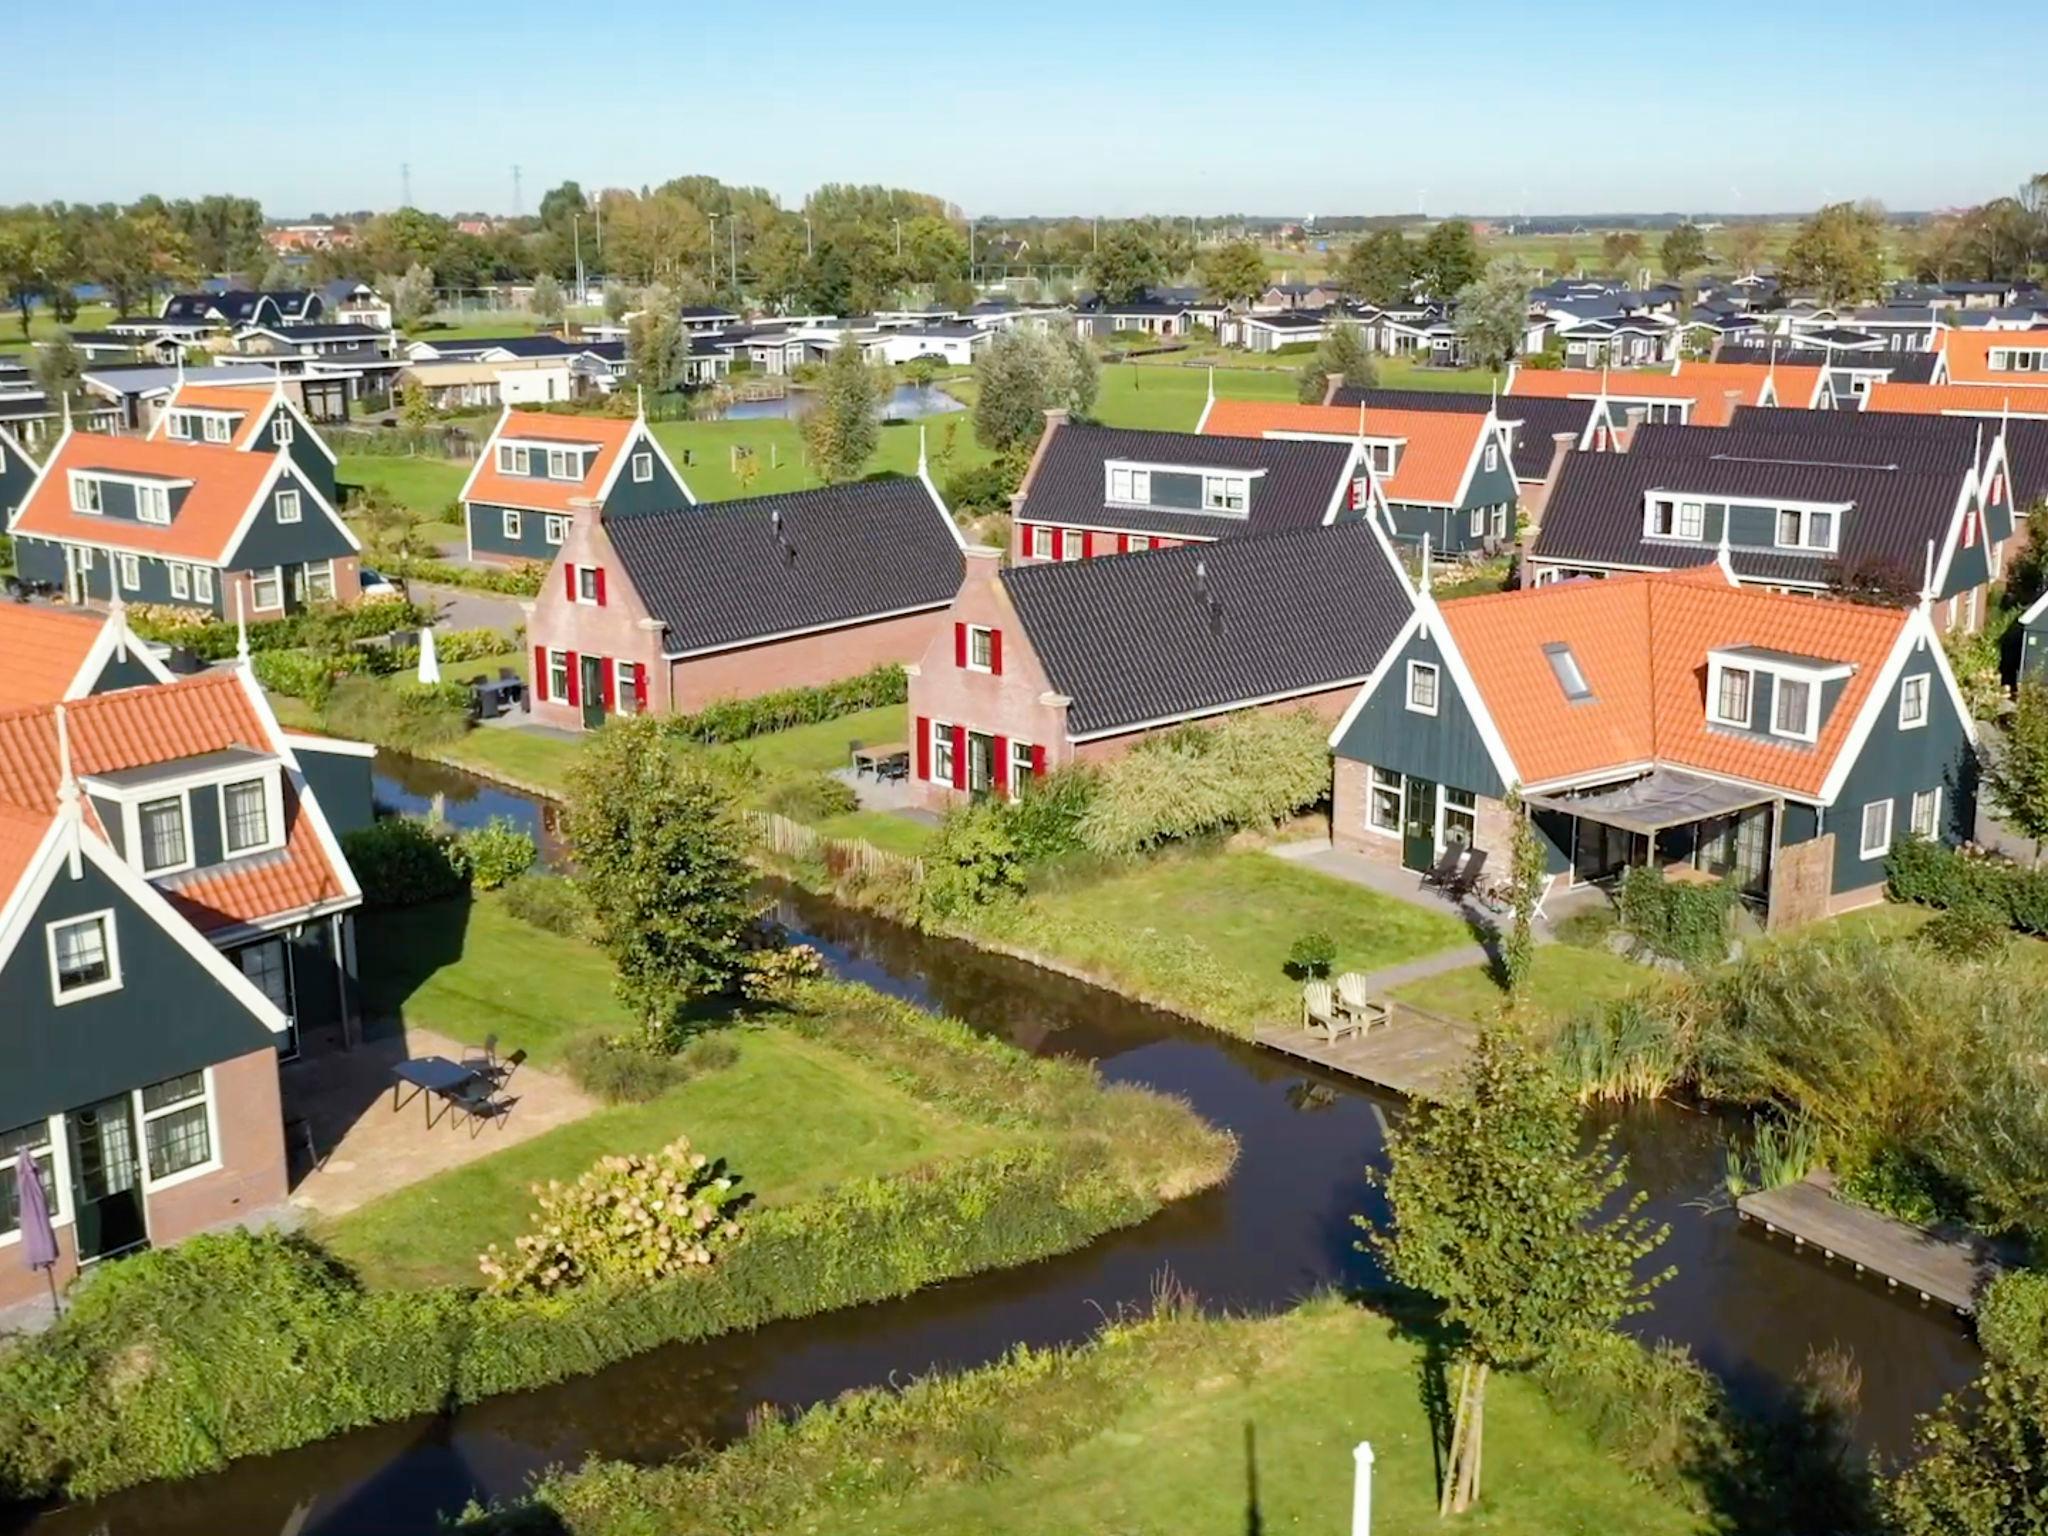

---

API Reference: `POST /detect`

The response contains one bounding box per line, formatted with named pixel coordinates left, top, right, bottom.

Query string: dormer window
left=1712, top=666, right=1753, bottom=727
left=139, top=795, right=191, bottom=874
left=71, top=475, right=102, bottom=514
left=167, top=411, right=193, bottom=440
left=1108, top=465, right=1152, bottom=505
left=1645, top=495, right=1705, bottom=541
left=1203, top=473, right=1249, bottom=513
left=548, top=448, right=570, bottom=479
left=1775, top=505, right=1839, bottom=553
left=499, top=444, right=530, bottom=475
left=203, top=414, right=231, bottom=444
left=1772, top=675, right=1816, bottom=740
left=137, top=484, right=171, bottom=525
left=222, top=778, right=273, bottom=856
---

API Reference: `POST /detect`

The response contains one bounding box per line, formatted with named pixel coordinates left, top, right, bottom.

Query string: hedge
left=0, top=981, right=1235, bottom=1500
left=662, top=663, right=907, bottom=746
left=1616, top=865, right=1739, bottom=968
left=124, top=597, right=429, bottom=660
left=340, top=817, right=469, bottom=906
left=1886, top=836, right=2048, bottom=935
left=377, top=552, right=549, bottom=597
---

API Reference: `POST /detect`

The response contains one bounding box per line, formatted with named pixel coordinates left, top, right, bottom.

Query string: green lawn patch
left=647, top=414, right=994, bottom=501
left=711, top=703, right=905, bottom=780
left=339, top=453, right=473, bottom=520
left=506, top=1297, right=1706, bottom=1536
left=0, top=301, right=117, bottom=354
left=812, top=808, right=936, bottom=855
left=1394, top=943, right=1649, bottom=1027
left=976, top=848, right=1467, bottom=1032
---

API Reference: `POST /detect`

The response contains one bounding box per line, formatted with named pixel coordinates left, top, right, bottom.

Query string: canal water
left=7, top=766, right=1983, bottom=1536
left=717, top=382, right=967, bottom=421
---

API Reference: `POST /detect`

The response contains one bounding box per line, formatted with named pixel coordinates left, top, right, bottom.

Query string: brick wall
left=670, top=609, right=947, bottom=713
left=1074, top=682, right=1356, bottom=766
left=525, top=516, right=671, bottom=730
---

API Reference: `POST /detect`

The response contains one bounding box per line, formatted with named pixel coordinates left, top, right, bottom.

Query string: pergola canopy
left=1525, top=768, right=1776, bottom=838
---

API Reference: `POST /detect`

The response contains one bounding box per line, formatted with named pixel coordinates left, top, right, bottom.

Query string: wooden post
left=1440, top=1360, right=1472, bottom=1518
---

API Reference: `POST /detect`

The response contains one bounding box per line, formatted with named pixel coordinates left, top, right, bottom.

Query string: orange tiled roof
left=0, top=802, right=52, bottom=902
left=1200, top=398, right=1488, bottom=504
left=1941, top=329, right=2048, bottom=387
left=148, top=383, right=278, bottom=449
left=1865, top=380, right=2048, bottom=418
left=1676, top=359, right=1827, bottom=414
left=11, top=432, right=274, bottom=562
left=0, top=671, right=348, bottom=927
left=1508, top=363, right=1822, bottom=426
left=1438, top=566, right=1909, bottom=797
left=466, top=410, right=639, bottom=513
left=0, top=606, right=105, bottom=711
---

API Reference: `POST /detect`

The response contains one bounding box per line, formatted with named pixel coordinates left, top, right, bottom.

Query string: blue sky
left=15, top=0, right=2043, bottom=218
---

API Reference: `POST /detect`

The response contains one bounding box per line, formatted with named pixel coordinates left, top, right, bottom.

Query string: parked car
left=359, top=566, right=404, bottom=601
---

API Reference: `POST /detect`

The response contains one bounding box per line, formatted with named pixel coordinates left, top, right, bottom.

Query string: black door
left=69, top=1095, right=145, bottom=1263
left=580, top=656, right=606, bottom=731
left=1401, top=778, right=1438, bottom=873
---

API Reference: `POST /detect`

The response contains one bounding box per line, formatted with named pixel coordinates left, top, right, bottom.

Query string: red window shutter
left=915, top=716, right=931, bottom=780
left=992, top=734, right=1009, bottom=799
left=633, top=664, right=648, bottom=712
left=951, top=725, right=968, bottom=790
left=564, top=650, right=580, bottom=706
left=601, top=658, right=617, bottom=710
left=954, top=622, right=968, bottom=668
left=564, top=564, right=577, bottom=601
left=1031, top=744, right=1047, bottom=778
left=1083, top=530, right=1096, bottom=558
left=1017, top=522, right=1033, bottom=557
left=1052, top=527, right=1065, bottom=560
left=593, top=566, right=607, bottom=606
left=990, top=628, right=1003, bottom=675
left=533, top=645, right=548, bottom=702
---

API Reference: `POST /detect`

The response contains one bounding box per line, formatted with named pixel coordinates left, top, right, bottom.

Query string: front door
left=580, top=655, right=605, bottom=731
left=64, top=547, right=89, bottom=605
left=1401, top=778, right=1439, bottom=872
left=68, top=1094, right=145, bottom=1263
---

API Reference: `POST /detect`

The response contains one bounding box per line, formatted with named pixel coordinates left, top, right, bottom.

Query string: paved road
left=405, top=581, right=527, bottom=635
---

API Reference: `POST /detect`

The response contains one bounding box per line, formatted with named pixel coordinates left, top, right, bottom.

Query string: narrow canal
left=8, top=759, right=1984, bottom=1536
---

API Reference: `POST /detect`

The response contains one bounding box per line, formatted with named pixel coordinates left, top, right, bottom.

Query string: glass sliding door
left=67, top=1095, right=144, bottom=1262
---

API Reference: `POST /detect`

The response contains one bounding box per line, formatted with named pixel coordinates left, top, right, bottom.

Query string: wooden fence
left=746, top=811, right=924, bottom=884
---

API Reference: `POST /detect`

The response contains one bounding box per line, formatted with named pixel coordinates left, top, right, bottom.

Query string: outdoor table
left=851, top=741, right=909, bottom=778
left=391, top=1056, right=481, bottom=1127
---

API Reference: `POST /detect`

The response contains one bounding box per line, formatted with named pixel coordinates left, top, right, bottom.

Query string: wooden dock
left=1253, top=1007, right=1476, bottom=1100
left=1735, top=1172, right=2006, bottom=1314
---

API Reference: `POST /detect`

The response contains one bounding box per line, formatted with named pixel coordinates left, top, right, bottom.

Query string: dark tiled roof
left=1022, top=423, right=1353, bottom=542
left=1532, top=441, right=1965, bottom=588
left=1716, top=408, right=1984, bottom=473
left=240, top=323, right=387, bottom=343
left=606, top=480, right=963, bottom=655
left=1714, top=344, right=1940, bottom=383
left=677, top=306, right=741, bottom=320
left=1328, top=387, right=1593, bottom=479
left=1997, top=420, right=2048, bottom=511
left=1003, top=522, right=1411, bottom=736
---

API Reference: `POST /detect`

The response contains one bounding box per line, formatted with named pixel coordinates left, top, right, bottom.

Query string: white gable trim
left=221, top=454, right=361, bottom=567
left=70, top=610, right=177, bottom=697
left=1816, top=607, right=1975, bottom=805
left=234, top=664, right=364, bottom=908
left=592, top=420, right=697, bottom=507
left=6, top=421, right=74, bottom=537
left=456, top=404, right=513, bottom=506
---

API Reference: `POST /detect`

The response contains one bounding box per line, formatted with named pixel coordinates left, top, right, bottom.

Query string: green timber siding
left=1332, top=627, right=1509, bottom=800
left=293, top=747, right=375, bottom=836
left=0, top=857, right=278, bottom=1130
left=1385, top=442, right=1517, bottom=556
left=228, top=466, right=355, bottom=576
left=11, top=536, right=224, bottom=615
left=467, top=500, right=569, bottom=562
left=1826, top=643, right=1975, bottom=894
left=89, top=649, right=165, bottom=693
left=0, top=433, right=37, bottom=523
left=254, top=401, right=338, bottom=505
left=596, top=434, right=690, bottom=520
left=1780, top=800, right=1821, bottom=845
left=1938, top=522, right=1991, bottom=603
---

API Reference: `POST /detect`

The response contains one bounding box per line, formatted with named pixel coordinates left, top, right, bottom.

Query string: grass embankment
left=486, top=1297, right=1706, bottom=1536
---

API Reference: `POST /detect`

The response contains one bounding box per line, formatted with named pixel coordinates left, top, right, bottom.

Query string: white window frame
left=166, top=411, right=194, bottom=440
left=1910, top=786, right=1942, bottom=841
left=1899, top=672, right=1930, bottom=729
left=547, top=649, right=569, bottom=702
left=1367, top=765, right=1402, bottom=835
left=575, top=564, right=602, bottom=605
left=631, top=451, right=653, bottom=483
left=169, top=562, right=191, bottom=600
left=220, top=773, right=283, bottom=857
left=193, top=566, right=215, bottom=604
left=965, top=625, right=994, bottom=672
left=116, top=553, right=141, bottom=593
left=615, top=660, right=638, bottom=715
left=1406, top=660, right=1440, bottom=716
left=1468, top=506, right=1485, bottom=538
left=1774, top=504, right=1841, bottom=553
left=502, top=509, right=523, bottom=541
left=1482, top=442, right=1498, bottom=472
left=303, top=559, right=336, bottom=603
left=1031, top=524, right=1054, bottom=559
left=1059, top=529, right=1082, bottom=561
left=202, top=414, right=231, bottom=444
left=136, top=484, right=171, bottom=525
left=1860, top=798, right=1894, bottom=860
left=1710, top=664, right=1753, bottom=728
left=137, top=1067, right=222, bottom=1193
left=0, top=1115, right=67, bottom=1247
left=275, top=489, right=301, bottom=524
left=1202, top=473, right=1249, bottom=513
left=1769, top=673, right=1819, bottom=743
left=70, top=475, right=102, bottom=514
left=1007, top=739, right=1035, bottom=797
left=547, top=448, right=570, bottom=479
left=932, top=719, right=957, bottom=784
left=544, top=515, right=569, bottom=546
left=1107, top=465, right=1152, bottom=505
left=249, top=566, right=285, bottom=613
left=272, top=414, right=293, bottom=447
left=136, top=791, right=194, bottom=876
left=47, top=910, right=121, bottom=1005
left=1677, top=500, right=1704, bottom=540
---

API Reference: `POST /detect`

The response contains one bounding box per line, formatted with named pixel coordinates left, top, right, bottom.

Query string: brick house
left=0, top=658, right=367, bottom=1307
left=1008, top=411, right=1370, bottom=566
left=1328, top=561, right=1976, bottom=927
left=906, top=519, right=1415, bottom=806
left=8, top=393, right=362, bottom=618
left=461, top=406, right=694, bottom=566
left=524, top=473, right=964, bottom=730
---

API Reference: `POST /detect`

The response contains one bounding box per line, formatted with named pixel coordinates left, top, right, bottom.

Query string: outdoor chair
left=1420, top=845, right=1465, bottom=892
left=481, top=1048, right=526, bottom=1089
left=848, top=739, right=867, bottom=775
left=1449, top=847, right=1489, bottom=900
left=1302, top=980, right=1341, bottom=1039
left=452, top=1087, right=520, bottom=1139
left=497, top=667, right=519, bottom=682
left=461, top=1034, right=498, bottom=1076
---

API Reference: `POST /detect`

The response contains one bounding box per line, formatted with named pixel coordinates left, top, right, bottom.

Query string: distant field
left=0, top=301, right=118, bottom=354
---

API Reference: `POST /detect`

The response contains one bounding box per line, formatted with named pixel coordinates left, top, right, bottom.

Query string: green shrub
left=1550, top=993, right=1687, bottom=1102
left=1285, top=929, right=1336, bottom=979
left=453, top=817, right=537, bottom=890
left=249, top=647, right=366, bottom=704
left=319, top=675, right=472, bottom=752
left=1073, top=708, right=1329, bottom=856
left=680, top=1033, right=740, bottom=1075
left=1616, top=867, right=1738, bottom=968
left=500, top=872, right=588, bottom=937
left=1889, top=836, right=2048, bottom=937
left=379, top=553, right=549, bottom=597
left=1836, top=1144, right=1966, bottom=1228
left=365, top=626, right=519, bottom=676
left=342, top=818, right=468, bottom=907
left=941, top=458, right=1023, bottom=518
left=662, top=664, right=908, bottom=746
left=917, top=800, right=1027, bottom=922
left=1918, top=899, right=2009, bottom=959
left=1978, top=1270, right=2048, bottom=1368
left=1005, top=766, right=1096, bottom=863
left=564, top=1033, right=695, bottom=1103
left=479, top=1137, right=743, bottom=1294
left=125, top=597, right=427, bottom=660
left=762, top=773, right=859, bottom=821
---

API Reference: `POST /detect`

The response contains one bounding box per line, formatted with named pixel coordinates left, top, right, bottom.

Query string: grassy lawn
left=981, top=849, right=1467, bottom=1032
left=528, top=1298, right=1705, bottom=1536
left=711, top=704, right=905, bottom=779
left=0, top=301, right=117, bottom=353
left=1394, top=943, right=1649, bottom=1027
left=337, top=453, right=472, bottom=522
left=814, top=808, right=936, bottom=855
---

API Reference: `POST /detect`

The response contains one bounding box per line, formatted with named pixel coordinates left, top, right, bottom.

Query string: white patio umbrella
left=417, top=625, right=440, bottom=685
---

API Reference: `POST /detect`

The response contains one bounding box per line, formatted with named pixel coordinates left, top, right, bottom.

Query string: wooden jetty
left=1252, top=1006, right=1475, bottom=1100
left=1735, top=1171, right=2006, bottom=1315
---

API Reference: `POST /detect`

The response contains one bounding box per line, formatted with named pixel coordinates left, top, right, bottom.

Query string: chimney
left=964, top=543, right=1004, bottom=589
left=1614, top=406, right=1647, bottom=453
left=1517, top=433, right=1578, bottom=570
left=1723, top=388, right=1743, bottom=423
left=1042, top=408, right=1069, bottom=429
left=1322, top=371, right=1345, bottom=406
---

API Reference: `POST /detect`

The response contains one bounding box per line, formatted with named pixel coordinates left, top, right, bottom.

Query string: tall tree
left=1296, top=320, right=1375, bottom=403
left=530, top=272, right=564, bottom=325
left=88, top=211, right=192, bottom=316
left=1782, top=201, right=1887, bottom=304
left=32, top=335, right=82, bottom=405
left=1358, top=1026, right=1671, bottom=1515
left=1085, top=223, right=1167, bottom=304
left=625, top=282, right=685, bottom=393
left=1418, top=219, right=1480, bottom=298
left=1728, top=223, right=1768, bottom=276
left=602, top=279, right=630, bottom=324
left=0, top=219, right=53, bottom=339
left=1341, top=229, right=1416, bottom=305
left=538, top=179, right=585, bottom=236
left=390, top=262, right=436, bottom=330
left=564, top=717, right=758, bottom=1045
left=1197, top=239, right=1268, bottom=305
left=1982, top=681, right=2048, bottom=861
left=972, top=329, right=1099, bottom=452
left=1600, top=230, right=1645, bottom=274
left=1659, top=222, right=1706, bottom=279
left=1452, top=258, right=1532, bottom=370
left=803, top=337, right=883, bottom=483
